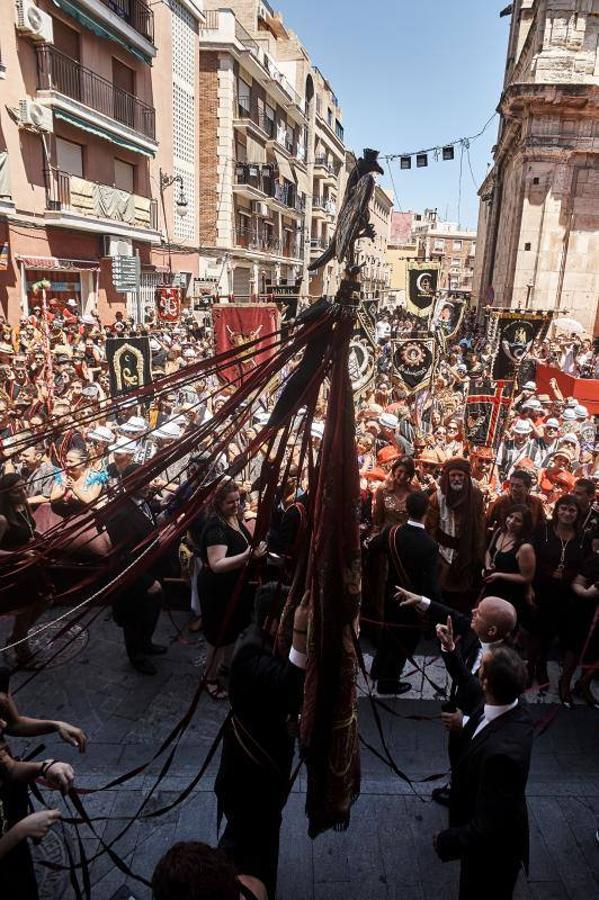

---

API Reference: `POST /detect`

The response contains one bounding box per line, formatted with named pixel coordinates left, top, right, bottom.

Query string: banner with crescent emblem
left=392, top=338, right=435, bottom=394
left=432, top=296, right=466, bottom=344
left=491, top=311, right=548, bottom=381
left=212, top=303, right=280, bottom=385
left=156, top=286, right=181, bottom=322
left=405, top=261, right=440, bottom=319
left=348, top=336, right=376, bottom=395
left=106, top=336, right=152, bottom=396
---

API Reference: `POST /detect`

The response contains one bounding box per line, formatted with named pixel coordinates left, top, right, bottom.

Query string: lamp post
left=159, top=169, right=188, bottom=280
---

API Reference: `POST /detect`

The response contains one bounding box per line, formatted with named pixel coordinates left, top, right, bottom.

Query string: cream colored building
left=198, top=0, right=345, bottom=300
left=355, top=180, right=393, bottom=300
left=473, top=0, right=599, bottom=334
left=386, top=211, right=419, bottom=305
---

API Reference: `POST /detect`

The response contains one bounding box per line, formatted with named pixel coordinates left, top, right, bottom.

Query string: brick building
left=0, top=0, right=205, bottom=323
left=386, top=211, right=419, bottom=306
left=413, top=209, right=476, bottom=299
left=473, top=0, right=599, bottom=333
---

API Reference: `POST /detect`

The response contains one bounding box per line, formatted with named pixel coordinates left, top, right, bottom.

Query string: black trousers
left=113, top=587, right=162, bottom=660
left=459, top=855, right=521, bottom=900
left=371, top=600, right=420, bottom=688
left=218, top=800, right=282, bottom=899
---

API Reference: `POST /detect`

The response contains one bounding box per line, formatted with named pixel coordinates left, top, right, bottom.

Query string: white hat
left=183, top=348, right=196, bottom=359
left=513, top=420, right=533, bottom=435
left=88, top=425, right=115, bottom=443
left=544, top=418, right=560, bottom=429
left=562, top=408, right=577, bottom=421
left=311, top=422, right=325, bottom=439
left=379, top=412, right=399, bottom=430
left=149, top=338, right=162, bottom=351
left=81, top=314, right=95, bottom=325
left=109, top=436, right=137, bottom=455
left=525, top=398, right=542, bottom=410
left=155, top=422, right=182, bottom=440
left=253, top=411, right=271, bottom=427
left=523, top=381, right=536, bottom=391
left=126, top=416, right=148, bottom=432
left=66, top=299, right=78, bottom=308
left=560, top=432, right=579, bottom=445
left=565, top=397, right=578, bottom=408
left=574, top=405, right=589, bottom=418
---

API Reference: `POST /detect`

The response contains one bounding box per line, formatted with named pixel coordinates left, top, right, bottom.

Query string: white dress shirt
left=471, top=699, right=518, bottom=739
left=407, top=519, right=425, bottom=529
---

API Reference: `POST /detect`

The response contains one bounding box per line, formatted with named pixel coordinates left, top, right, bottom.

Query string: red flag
left=211, top=303, right=280, bottom=385
left=156, top=286, right=181, bottom=321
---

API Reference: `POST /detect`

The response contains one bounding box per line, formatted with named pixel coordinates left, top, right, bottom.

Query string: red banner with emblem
left=211, top=303, right=280, bottom=384
left=156, top=286, right=181, bottom=321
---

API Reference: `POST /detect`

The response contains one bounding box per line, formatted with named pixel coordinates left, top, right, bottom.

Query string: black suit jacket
left=436, top=701, right=533, bottom=866
left=371, top=522, right=441, bottom=600
left=215, top=626, right=305, bottom=810
left=427, top=600, right=481, bottom=709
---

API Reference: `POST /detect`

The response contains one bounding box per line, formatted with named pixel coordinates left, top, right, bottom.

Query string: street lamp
left=159, top=169, right=189, bottom=277
left=160, top=169, right=188, bottom=216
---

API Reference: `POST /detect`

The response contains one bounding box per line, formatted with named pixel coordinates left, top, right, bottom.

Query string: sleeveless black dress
left=197, top=516, right=253, bottom=646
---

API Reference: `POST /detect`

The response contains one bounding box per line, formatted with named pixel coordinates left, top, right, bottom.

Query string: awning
left=291, top=162, right=309, bottom=195
left=17, top=255, right=101, bottom=271
left=246, top=135, right=266, bottom=165
left=54, top=110, right=155, bottom=158
left=274, top=149, right=295, bottom=184
left=51, top=0, right=152, bottom=64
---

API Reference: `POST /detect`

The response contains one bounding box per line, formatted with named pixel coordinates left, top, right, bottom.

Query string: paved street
left=2, top=609, right=599, bottom=900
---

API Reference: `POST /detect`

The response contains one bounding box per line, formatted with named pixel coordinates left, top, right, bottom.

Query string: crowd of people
left=0, top=295, right=598, bottom=899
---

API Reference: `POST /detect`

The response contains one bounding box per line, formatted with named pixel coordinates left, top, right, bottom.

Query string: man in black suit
left=369, top=491, right=441, bottom=695
left=103, top=470, right=167, bottom=675
left=215, top=583, right=307, bottom=899
left=434, top=646, right=533, bottom=900
left=396, top=588, right=517, bottom=801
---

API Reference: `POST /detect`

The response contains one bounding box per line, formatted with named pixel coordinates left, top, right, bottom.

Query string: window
left=56, top=137, right=83, bottom=177
left=453, top=240, right=462, bottom=250
left=327, top=108, right=333, bottom=126
left=335, top=119, right=344, bottom=141
left=112, top=58, right=135, bottom=128
left=114, top=159, right=135, bottom=193
left=451, top=258, right=461, bottom=268
left=524, top=242, right=532, bottom=251
left=434, top=239, right=445, bottom=251
left=238, top=77, right=251, bottom=113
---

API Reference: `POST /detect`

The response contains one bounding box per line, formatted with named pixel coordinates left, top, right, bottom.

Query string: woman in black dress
left=198, top=480, right=266, bottom=699
left=563, top=533, right=599, bottom=708
left=530, top=494, right=590, bottom=695
left=483, top=503, right=536, bottom=624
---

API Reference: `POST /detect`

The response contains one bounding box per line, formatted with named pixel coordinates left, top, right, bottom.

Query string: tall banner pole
left=33, top=279, right=54, bottom=408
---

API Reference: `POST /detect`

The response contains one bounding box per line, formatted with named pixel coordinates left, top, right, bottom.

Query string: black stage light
left=400, top=156, right=412, bottom=170
left=416, top=153, right=428, bottom=168
left=442, top=145, right=455, bottom=161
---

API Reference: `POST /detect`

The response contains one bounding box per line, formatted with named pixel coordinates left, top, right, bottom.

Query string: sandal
left=205, top=680, right=228, bottom=701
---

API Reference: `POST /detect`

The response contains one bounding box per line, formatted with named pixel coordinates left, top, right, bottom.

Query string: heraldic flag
left=212, top=303, right=281, bottom=385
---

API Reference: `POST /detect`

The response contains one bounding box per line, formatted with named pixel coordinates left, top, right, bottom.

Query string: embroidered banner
left=405, top=261, right=440, bottom=319
left=156, top=286, right=182, bottom=322
left=106, top=336, right=152, bottom=395
left=392, top=338, right=435, bottom=394
left=211, top=303, right=280, bottom=385
left=491, top=311, right=548, bottom=380
left=432, top=296, right=466, bottom=344
left=465, top=378, right=512, bottom=448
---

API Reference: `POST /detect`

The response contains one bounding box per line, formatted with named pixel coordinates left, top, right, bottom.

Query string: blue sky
left=274, top=0, right=511, bottom=230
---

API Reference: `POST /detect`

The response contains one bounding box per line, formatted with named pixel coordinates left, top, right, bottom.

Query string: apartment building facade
left=386, top=210, right=419, bottom=306
left=353, top=177, right=393, bottom=301
left=198, top=0, right=345, bottom=301
left=413, top=209, right=476, bottom=299
left=0, top=0, right=204, bottom=323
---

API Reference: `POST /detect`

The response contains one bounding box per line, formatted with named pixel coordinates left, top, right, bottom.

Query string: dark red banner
left=211, top=303, right=280, bottom=384
left=536, top=363, right=599, bottom=414
left=156, top=286, right=181, bottom=321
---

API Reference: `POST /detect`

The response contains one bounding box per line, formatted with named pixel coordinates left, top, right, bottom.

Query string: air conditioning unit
left=19, top=99, right=53, bottom=132
left=15, top=0, right=54, bottom=42
left=251, top=201, right=269, bottom=216
left=103, top=235, right=133, bottom=258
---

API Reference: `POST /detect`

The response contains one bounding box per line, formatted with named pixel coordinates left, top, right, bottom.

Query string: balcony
left=268, top=184, right=304, bottom=217
left=36, top=45, right=157, bottom=156
left=99, top=0, right=154, bottom=43
left=234, top=104, right=275, bottom=142
left=233, top=163, right=274, bottom=201
left=310, top=238, right=328, bottom=255
left=235, top=227, right=303, bottom=260
left=312, top=196, right=336, bottom=219
left=44, top=167, right=160, bottom=242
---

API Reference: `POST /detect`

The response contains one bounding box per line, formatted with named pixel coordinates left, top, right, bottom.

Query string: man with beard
left=426, top=458, right=486, bottom=610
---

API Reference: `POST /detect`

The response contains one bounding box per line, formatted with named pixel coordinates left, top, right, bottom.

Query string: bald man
left=396, top=588, right=517, bottom=805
